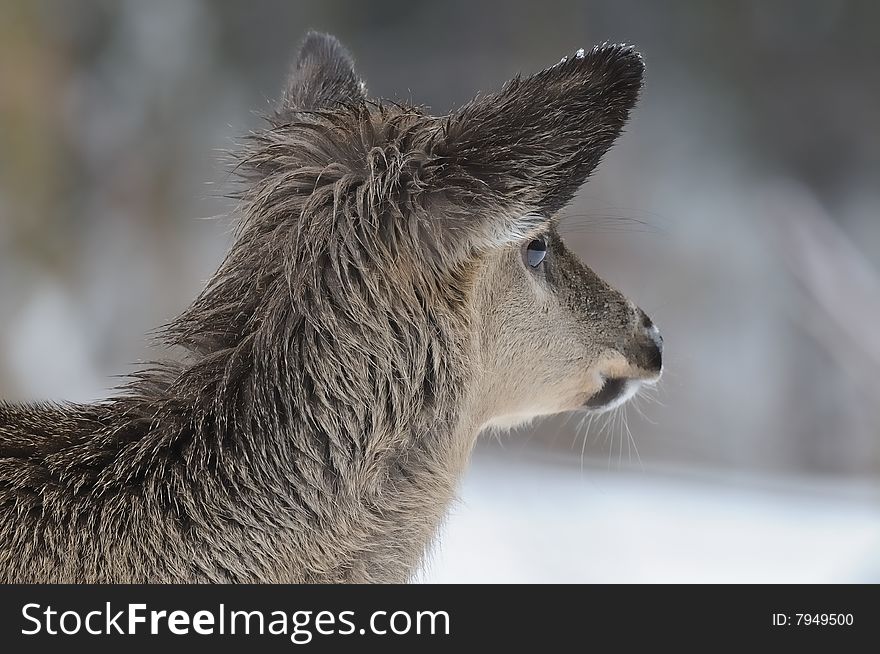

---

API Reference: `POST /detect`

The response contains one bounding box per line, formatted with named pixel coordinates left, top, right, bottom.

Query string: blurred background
left=1, top=0, right=878, bottom=581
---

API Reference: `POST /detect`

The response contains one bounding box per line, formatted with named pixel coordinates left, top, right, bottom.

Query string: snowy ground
left=417, top=451, right=880, bottom=583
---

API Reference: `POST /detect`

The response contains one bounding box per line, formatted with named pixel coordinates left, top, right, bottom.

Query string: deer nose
left=633, top=310, right=663, bottom=375
left=643, top=326, right=663, bottom=372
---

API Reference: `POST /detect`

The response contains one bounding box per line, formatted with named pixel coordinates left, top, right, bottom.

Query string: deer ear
left=434, top=44, right=644, bottom=222
left=280, top=31, right=367, bottom=113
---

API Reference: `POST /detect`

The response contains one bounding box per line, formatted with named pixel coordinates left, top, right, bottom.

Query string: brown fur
left=0, top=33, right=661, bottom=582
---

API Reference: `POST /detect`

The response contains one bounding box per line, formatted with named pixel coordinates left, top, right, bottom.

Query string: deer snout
left=583, top=310, right=662, bottom=412
left=628, top=309, right=663, bottom=377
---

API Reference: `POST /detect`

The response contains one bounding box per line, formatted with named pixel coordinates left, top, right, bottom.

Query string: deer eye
left=523, top=238, right=547, bottom=268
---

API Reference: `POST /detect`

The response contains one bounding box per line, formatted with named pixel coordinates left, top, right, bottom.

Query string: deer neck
left=155, top=284, right=478, bottom=580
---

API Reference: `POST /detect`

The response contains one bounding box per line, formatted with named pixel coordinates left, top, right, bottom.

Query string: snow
left=417, top=452, right=880, bottom=583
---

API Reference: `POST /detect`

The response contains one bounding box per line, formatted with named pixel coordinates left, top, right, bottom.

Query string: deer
left=0, top=32, right=662, bottom=583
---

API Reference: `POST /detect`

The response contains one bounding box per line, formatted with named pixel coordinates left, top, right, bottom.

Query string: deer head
left=169, top=32, right=661, bottom=473
left=258, top=32, right=661, bottom=431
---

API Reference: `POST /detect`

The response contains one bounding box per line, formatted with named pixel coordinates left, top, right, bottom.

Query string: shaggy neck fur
left=0, top=104, right=483, bottom=583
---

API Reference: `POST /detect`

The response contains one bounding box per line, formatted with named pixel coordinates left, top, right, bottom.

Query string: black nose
left=633, top=311, right=663, bottom=373
left=643, top=332, right=663, bottom=372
